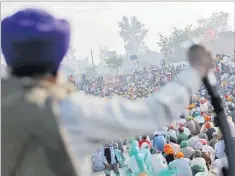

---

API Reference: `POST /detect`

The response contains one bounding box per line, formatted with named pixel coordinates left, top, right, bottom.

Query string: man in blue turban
left=2, top=8, right=213, bottom=176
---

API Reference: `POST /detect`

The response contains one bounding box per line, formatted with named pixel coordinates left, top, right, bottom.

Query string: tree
left=157, top=11, right=231, bottom=62
left=118, top=16, right=148, bottom=55
left=105, top=55, right=123, bottom=75
left=197, top=12, right=229, bottom=31
left=157, top=25, right=194, bottom=62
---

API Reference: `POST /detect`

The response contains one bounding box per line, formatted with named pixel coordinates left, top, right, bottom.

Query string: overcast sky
left=1, top=2, right=234, bottom=64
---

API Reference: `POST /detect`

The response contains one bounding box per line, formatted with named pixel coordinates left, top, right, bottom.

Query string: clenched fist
left=188, top=44, right=214, bottom=78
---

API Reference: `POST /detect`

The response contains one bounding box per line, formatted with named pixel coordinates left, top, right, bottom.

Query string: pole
left=91, top=50, right=95, bottom=77
left=78, top=59, right=81, bottom=75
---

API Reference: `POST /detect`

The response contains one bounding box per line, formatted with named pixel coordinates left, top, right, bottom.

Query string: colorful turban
left=205, top=122, right=213, bottom=129
left=204, top=115, right=211, bottom=122
left=1, top=8, right=70, bottom=71
left=175, top=152, right=184, bottom=159
left=164, top=144, right=174, bottom=155
left=180, top=141, right=188, bottom=148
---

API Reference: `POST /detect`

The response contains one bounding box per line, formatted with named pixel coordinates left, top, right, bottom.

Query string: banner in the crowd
left=204, top=29, right=215, bottom=40
left=104, top=76, right=120, bottom=85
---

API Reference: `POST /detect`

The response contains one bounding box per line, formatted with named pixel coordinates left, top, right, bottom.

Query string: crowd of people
left=2, top=8, right=235, bottom=176
left=88, top=54, right=235, bottom=176
left=76, top=63, right=187, bottom=99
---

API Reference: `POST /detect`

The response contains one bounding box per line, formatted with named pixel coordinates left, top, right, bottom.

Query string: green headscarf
left=180, top=141, right=188, bottom=148
left=191, top=164, right=205, bottom=175
left=193, top=111, right=200, bottom=117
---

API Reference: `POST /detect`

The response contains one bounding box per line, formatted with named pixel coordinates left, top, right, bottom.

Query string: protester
left=214, top=136, right=226, bottom=159
left=190, top=150, right=208, bottom=173
left=177, top=127, right=189, bottom=144
left=2, top=7, right=234, bottom=176
left=112, top=142, right=126, bottom=168
left=204, top=122, right=216, bottom=141
left=180, top=141, right=195, bottom=159
left=169, top=137, right=180, bottom=153
left=168, top=152, right=192, bottom=176
left=126, top=141, right=147, bottom=176
left=101, top=144, right=120, bottom=176
left=191, top=164, right=205, bottom=176
left=163, top=144, right=175, bottom=164
left=150, top=149, right=168, bottom=175
left=152, top=132, right=166, bottom=153
left=139, top=135, right=152, bottom=149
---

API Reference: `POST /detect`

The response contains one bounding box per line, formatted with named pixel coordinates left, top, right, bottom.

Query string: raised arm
left=62, top=68, right=200, bottom=139
left=58, top=45, right=213, bottom=155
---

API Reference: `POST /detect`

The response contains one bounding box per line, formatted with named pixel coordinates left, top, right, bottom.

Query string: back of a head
left=180, top=141, right=188, bottom=148
left=169, top=136, right=177, bottom=143
left=178, top=127, right=184, bottom=133
left=191, top=164, right=205, bottom=175
left=175, top=152, right=184, bottom=159
left=1, top=8, right=70, bottom=77
left=142, top=135, right=147, bottom=140
left=194, top=149, right=202, bottom=158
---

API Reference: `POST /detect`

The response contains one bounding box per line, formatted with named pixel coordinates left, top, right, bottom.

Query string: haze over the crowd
left=1, top=2, right=234, bottom=64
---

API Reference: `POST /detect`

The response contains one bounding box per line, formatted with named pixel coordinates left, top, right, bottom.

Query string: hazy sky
left=1, top=2, right=234, bottom=64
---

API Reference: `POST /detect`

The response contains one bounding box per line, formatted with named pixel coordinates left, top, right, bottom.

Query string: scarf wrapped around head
left=164, top=144, right=174, bottom=155
left=1, top=8, right=70, bottom=72
left=204, top=115, right=211, bottom=122
left=180, top=141, right=188, bottom=148
left=205, top=121, right=213, bottom=129
left=191, top=164, right=205, bottom=175
left=175, top=152, right=184, bottom=159
left=187, top=104, right=196, bottom=110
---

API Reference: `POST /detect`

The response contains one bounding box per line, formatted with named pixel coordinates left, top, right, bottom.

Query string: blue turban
left=1, top=8, right=70, bottom=72
left=153, top=135, right=166, bottom=152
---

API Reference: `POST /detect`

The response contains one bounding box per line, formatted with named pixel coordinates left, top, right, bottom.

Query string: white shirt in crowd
left=214, top=140, right=225, bottom=159
left=151, top=153, right=168, bottom=175
left=213, top=156, right=228, bottom=169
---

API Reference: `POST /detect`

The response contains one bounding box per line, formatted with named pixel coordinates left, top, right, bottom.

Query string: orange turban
left=187, top=104, right=195, bottom=110
left=205, top=122, right=212, bottom=129
left=175, top=152, right=184, bottom=159
left=164, top=144, right=174, bottom=155
left=204, top=115, right=211, bottom=122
